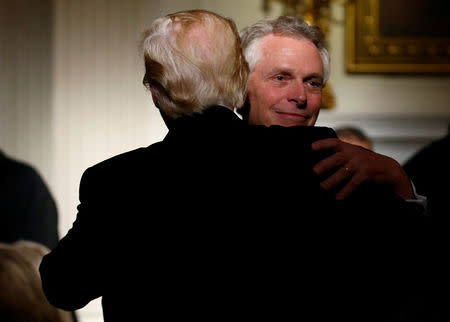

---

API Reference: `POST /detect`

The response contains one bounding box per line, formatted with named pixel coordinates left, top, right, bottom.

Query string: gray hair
left=240, top=16, right=330, bottom=84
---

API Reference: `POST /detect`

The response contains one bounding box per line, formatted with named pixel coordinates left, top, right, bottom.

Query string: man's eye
left=276, top=75, right=285, bottom=81
left=308, top=81, right=321, bottom=87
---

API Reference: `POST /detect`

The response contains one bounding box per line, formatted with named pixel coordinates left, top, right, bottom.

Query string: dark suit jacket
left=404, top=131, right=450, bottom=220
left=40, top=107, right=431, bottom=321
left=0, top=151, right=59, bottom=249
left=403, top=132, right=450, bottom=321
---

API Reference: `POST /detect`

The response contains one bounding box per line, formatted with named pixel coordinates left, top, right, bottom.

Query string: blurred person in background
left=335, top=125, right=373, bottom=151
left=404, top=123, right=450, bottom=219
left=0, top=240, right=73, bottom=322
left=0, top=149, right=59, bottom=249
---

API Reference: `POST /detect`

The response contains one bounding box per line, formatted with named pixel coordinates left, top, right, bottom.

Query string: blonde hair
left=0, top=241, right=72, bottom=322
left=141, top=10, right=249, bottom=118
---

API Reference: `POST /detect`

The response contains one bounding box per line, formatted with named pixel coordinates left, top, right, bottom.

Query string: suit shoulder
left=250, top=125, right=336, bottom=148
left=90, top=147, right=146, bottom=170
left=81, top=143, right=163, bottom=183
left=285, top=125, right=337, bottom=140
left=313, top=126, right=338, bottom=139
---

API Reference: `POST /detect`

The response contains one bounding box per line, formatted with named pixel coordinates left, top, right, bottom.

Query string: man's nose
left=287, top=82, right=306, bottom=106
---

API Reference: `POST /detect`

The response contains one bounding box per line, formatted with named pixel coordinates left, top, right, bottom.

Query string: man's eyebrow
left=304, top=73, right=324, bottom=82
left=305, top=73, right=323, bottom=80
left=265, top=68, right=294, bottom=76
left=265, top=68, right=324, bottom=80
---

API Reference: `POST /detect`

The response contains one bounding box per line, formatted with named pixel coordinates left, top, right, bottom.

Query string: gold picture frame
left=345, top=0, right=450, bottom=73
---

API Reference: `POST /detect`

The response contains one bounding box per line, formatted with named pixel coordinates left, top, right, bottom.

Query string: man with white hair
left=238, top=15, right=437, bottom=321
left=239, top=16, right=423, bottom=204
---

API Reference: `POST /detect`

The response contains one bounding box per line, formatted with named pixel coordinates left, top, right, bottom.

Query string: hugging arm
left=312, top=138, right=415, bottom=201
left=39, top=168, right=105, bottom=311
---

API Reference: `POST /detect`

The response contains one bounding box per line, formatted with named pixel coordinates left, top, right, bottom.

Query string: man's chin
left=269, top=113, right=313, bottom=127
left=270, top=118, right=310, bottom=127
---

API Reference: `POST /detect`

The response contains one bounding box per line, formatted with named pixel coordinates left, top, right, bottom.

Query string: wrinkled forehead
left=259, top=34, right=317, bottom=56
left=258, top=34, right=322, bottom=68
left=249, top=33, right=324, bottom=82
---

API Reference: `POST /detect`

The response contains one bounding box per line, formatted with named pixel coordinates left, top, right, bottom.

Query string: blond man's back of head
left=141, top=10, right=249, bottom=118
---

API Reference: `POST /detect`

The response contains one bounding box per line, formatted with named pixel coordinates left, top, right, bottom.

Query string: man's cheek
left=262, top=89, right=282, bottom=107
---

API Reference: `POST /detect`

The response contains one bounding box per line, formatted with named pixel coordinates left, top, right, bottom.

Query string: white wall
left=0, top=0, right=53, bottom=189
left=1, top=1, right=449, bottom=321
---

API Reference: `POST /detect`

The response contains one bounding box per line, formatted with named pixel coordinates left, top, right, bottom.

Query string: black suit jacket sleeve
left=40, top=166, right=105, bottom=311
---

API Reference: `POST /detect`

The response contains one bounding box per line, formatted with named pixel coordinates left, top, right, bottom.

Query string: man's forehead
left=259, top=34, right=317, bottom=54
left=255, top=34, right=323, bottom=77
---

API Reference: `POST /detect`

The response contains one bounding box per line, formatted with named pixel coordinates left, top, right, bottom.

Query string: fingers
left=319, top=165, right=353, bottom=192
left=318, top=166, right=365, bottom=201
left=313, top=139, right=378, bottom=200
left=335, top=173, right=365, bottom=200
left=313, top=151, right=346, bottom=176
left=311, top=138, right=341, bottom=152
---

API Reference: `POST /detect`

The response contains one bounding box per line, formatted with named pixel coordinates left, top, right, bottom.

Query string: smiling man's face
left=247, top=34, right=324, bottom=127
